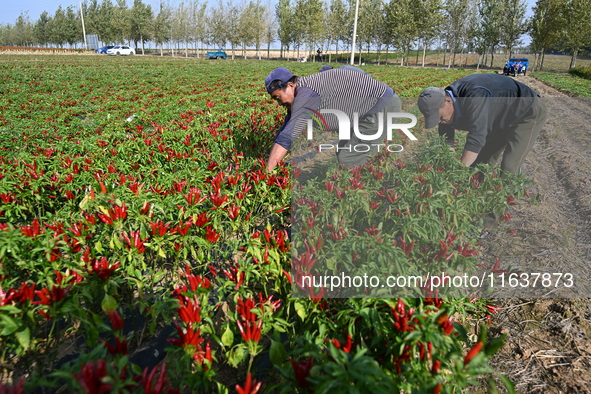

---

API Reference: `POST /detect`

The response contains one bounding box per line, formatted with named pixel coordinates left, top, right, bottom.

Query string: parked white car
left=107, top=45, right=135, bottom=56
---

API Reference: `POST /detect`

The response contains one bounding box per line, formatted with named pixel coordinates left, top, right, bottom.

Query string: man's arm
left=267, top=143, right=289, bottom=171
left=461, top=150, right=479, bottom=167
left=438, top=123, right=455, bottom=147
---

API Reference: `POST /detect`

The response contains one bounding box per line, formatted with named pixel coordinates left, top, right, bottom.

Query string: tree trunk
left=436, top=46, right=440, bottom=67
left=489, top=46, right=495, bottom=69
left=569, top=49, right=578, bottom=69
left=448, top=50, right=453, bottom=69
left=540, top=48, right=546, bottom=71
left=464, top=47, right=469, bottom=68
left=422, top=43, right=427, bottom=67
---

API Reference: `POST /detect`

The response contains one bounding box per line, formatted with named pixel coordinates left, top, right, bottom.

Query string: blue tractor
left=503, top=58, right=529, bottom=77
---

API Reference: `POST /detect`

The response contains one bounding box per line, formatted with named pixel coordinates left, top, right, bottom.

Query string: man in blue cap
left=264, top=67, right=401, bottom=171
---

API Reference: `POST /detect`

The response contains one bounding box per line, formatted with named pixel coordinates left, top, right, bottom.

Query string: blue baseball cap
left=265, top=67, right=295, bottom=94
left=319, top=65, right=333, bottom=72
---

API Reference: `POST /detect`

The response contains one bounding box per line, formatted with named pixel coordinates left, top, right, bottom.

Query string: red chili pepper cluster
left=97, top=202, right=128, bottom=225
left=222, top=265, right=245, bottom=290
left=102, top=310, right=128, bottom=356
left=235, top=372, right=262, bottom=394
left=87, top=256, right=120, bottom=281
left=235, top=297, right=262, bottom=343
left=138, top=362, right=176, bottom=394
left=457, top=242, right=479, bottom=257
left=73, top=359, right=111, bottom=393
left=122, top=230, right=147, bottom=253
left=0, top=282, right=36, bottom=307
left=290, top=356, right=313, bottom=388
left=392, top=298, right=417, bottom=332
left=329, top=333, right=353, bottom=353
left=0, top=377, right=24, bottom=394
left=33, top=271, right=81, bottom=319
left=168, top=265, right=213, bottom=367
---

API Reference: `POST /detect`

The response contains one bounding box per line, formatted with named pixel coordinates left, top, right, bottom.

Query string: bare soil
left=479, top=75, right=591, bottom=393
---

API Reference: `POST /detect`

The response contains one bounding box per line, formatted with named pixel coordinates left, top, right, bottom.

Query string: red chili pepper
left=290, top=357, right=313, bottom=388
left=464, top=342, right=484, bottom=365
left=235, top=372, right=262, bottom=394
left=431, top=359, right=441, bottom=374
left=73, top=360, right=110, bottom=393
left=236, top=319, right=262, bottom=342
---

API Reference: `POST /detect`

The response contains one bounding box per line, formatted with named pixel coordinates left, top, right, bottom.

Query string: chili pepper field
left=0, top=55, right=540, bottom=393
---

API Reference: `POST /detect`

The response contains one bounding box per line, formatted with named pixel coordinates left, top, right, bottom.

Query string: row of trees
left=0, top=0, right=273, bottom=59
left=530, top=0, right=591, bottom=69
left=1, top=0, right=589, bottom=68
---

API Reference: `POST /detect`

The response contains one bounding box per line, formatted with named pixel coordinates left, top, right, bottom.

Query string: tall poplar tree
left=499, top=0, right=528, bottom=58
left=529, top=0, right=564, bottom=70
left=561, top=0, right=591, bottom=69
left=276, top=0, right=295, bottom=58
left=130, top=0, right=154, bottom=53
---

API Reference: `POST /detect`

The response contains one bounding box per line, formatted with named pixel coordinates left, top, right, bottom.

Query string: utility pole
left=350, top=0, right=360, bottom=65
left=79, top=0, right=88, bottom=49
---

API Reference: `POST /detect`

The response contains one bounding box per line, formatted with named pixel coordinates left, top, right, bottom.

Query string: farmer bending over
left=264, top=67, right=401, bottom=171
left=418, top=73, right=547, bottom=226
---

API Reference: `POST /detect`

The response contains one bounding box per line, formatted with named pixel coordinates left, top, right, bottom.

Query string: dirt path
left=481, top=76, right=591, bottom=393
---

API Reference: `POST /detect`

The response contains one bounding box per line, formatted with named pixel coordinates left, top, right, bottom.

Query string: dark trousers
left=336, top=94, right=402, bottom=168
left=474, top=98, right=547, bottom=175
left=475, top=98, right=547, bottom=227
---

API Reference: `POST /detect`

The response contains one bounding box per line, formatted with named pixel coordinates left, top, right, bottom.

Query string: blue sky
left=2, top=0, right=536, bottom=44
left=1, top=0, right=166, bottom=25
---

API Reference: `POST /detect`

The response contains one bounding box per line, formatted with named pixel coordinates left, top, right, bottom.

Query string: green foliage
left=0, top=56, right=515, bottom=392
left=568, top=65, right=591, bottom=80
left=533, top=71, right=591, bottom=96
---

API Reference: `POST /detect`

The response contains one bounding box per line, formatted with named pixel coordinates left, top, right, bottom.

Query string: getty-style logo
left=305, top=108, right=418, bottom=153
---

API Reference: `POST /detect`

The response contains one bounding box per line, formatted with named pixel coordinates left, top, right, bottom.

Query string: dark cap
left=418, top=87, right=447, bottom=129
left=265, top=67, right=295, bottom=94
left=319, top=65, right=333, bottom=72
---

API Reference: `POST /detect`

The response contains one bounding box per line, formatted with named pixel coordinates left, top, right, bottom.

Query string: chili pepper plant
left=0, top=56, right=519, bottom=393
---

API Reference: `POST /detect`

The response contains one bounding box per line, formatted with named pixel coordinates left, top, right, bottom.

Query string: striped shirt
left=274, top=69, right=395, bottom=150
